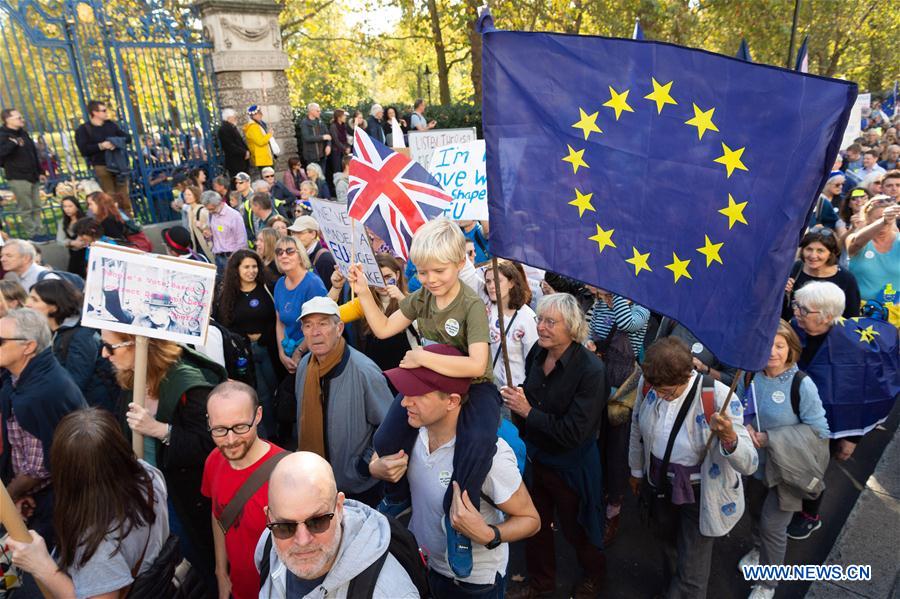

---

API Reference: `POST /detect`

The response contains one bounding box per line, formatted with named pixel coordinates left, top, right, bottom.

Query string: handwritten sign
left=429, top=140, right=489, bottom=221
left=841, top=92, right=870, bottom=149
left=308, top=199, right=386, bottom=288
left=408, top=127, right=477, bottom=169
left=81, top=243, right=216, bottom=345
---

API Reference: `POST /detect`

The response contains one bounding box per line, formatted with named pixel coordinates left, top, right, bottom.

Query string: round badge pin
left=771, top=390, right=786, bottom=404
left=691, top=342, right=704, bottom=354
left=249, top=298, right=260, bottom=308
left=445, top=318, right=460, bottom=337
left=864, top=250, right=875, bottom=259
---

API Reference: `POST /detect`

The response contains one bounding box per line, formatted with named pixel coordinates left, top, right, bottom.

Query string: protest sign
left=309, top=199, right=385, bottom=287
left=841, top=92, right=870, bottom=149
left=81, top=243, right=217, bottom=346
left=429, top=139, right=489, bottom=221
left=409, top=127, right=477, bottom=168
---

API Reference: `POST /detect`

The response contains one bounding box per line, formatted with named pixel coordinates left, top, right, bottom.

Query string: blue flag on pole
left=735, top=38, right=753, bottom=62
left=480, top=16, right=856, bottom=371
left=632, top=18, right=644, bottom=41
left=882, top=81, right=898, bottom=118
left=795, top=35, right=809, bottom=72
left=796, top=318, right=900, bottom=438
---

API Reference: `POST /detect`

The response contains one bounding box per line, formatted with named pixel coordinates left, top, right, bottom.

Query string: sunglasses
left=100, top=340, right=135, bottom=354
left=808, top=226, right=834, bottom=237
left=0, top=336, right=27, bottom=346
left=266, top=507, right=336, bottom=539
left=275, top=247, right=298, bottom=257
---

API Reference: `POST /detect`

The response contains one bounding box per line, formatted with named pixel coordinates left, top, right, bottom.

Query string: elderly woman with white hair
left=810, top=172, right=843, bottom=229
left=366, top=103, right=386, bottom=144
left=501, top=292, right=608, bottom=596
left=788, top=281, right=900, bottom=540
left=304, top=161, right=329, bottom=199
left=217, top=107, right=250, bottom=179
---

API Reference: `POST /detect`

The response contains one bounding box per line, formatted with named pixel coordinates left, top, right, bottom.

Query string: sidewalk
left=806, top=429, right=900, bottom=598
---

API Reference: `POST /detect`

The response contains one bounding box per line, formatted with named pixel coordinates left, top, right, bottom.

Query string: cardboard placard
left=81, top=243, right=217, bottom=345
left=841, top=92, right=870, bottom=149
left=408, top=127, right=478, bottom=168
left=429, top=139, right=489, bottom=221
left=308, top=199, right=386, bottom=288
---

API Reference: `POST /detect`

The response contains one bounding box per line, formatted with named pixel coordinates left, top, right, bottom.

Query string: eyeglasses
left=100, top=340, right=135, bottom=355
left=0, top=336, right=27, bottom=346
left=791, top=301, right=821, bottom=317
left=266, top=504, right=337, bottom=539
left=263, top=174, right=275, bottom=179
left=208, top=414, right=257, bottom=437
left=536, top=316, right=559, bottom=328
left=275, top=247, right=298, bottom=257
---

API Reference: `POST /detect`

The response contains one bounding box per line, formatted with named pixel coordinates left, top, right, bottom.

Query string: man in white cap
left=287, top=215, right=336, bottom=285
left=293, top=296, right=393, bottom=506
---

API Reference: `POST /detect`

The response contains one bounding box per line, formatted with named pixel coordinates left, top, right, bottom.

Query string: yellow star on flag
left=713, top=142, right=749, bottom=177
left=856, top=325, right=880, bottom=344
left=625, top=247, right=652, bottom=276
left=718, top=194, right=749, bottom=229
left=684, top=103, right=719, bottom=140
left=696, top=235, right=724, bottom=267
left=571, top=108, right=602, bottom=140
left=644, top=78, right=678, bottom=114
left=602, top=86, right=634, bottom=120
left=664, top=252, right=693, bottom=283
left=588, top=224, right=617, bottom=254
left=562, top=145, right=589, bottom=174
left=568, top=188, right=595, bottom=217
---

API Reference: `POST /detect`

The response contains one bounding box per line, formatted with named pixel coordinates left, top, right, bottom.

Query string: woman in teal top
left=847, top=196, right=900, bottom=327
left=737, top=320, right=829, bottom=599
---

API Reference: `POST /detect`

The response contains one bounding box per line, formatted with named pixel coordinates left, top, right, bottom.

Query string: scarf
left=299, top=337, right=346, bottom=456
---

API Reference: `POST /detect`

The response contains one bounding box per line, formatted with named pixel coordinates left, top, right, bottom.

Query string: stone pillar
left=195, top=0, right=296, bottom=173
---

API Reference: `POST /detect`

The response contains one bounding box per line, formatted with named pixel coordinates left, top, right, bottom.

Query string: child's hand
left=347, top=263, right=371, bottom=297
left=385, top=285, right=405, bottom=301
left=399, top=348, right=425, bottom=369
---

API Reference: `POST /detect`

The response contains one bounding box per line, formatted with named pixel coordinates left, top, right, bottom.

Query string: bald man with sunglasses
left=255, top=452, right=418, bottom=598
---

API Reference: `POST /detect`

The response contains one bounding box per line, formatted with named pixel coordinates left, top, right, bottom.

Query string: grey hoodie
left=254, top=499, right=419, bottom=599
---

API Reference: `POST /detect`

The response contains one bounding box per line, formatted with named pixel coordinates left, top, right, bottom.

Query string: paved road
left=506, top=402, right=900, bottom=598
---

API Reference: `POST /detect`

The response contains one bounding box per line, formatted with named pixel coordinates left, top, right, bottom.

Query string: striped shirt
left=587, top=295, right=650, bottom=358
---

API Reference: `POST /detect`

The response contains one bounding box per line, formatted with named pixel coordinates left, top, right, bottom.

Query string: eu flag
left=481, top=17, right=856, bottom=370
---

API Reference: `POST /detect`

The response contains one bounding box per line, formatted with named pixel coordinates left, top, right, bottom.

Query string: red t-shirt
left=201, top=442, right=284, bottom=599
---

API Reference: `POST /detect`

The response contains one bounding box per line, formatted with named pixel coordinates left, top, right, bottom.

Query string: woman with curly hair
left=214, top=249, right=281, bottom=436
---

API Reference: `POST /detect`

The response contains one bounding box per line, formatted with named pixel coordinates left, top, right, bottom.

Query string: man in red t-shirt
left=201, top=381, right=285, bottom=599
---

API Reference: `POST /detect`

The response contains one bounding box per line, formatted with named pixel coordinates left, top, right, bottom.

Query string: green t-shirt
left=399, top=281, right=493, bottom=383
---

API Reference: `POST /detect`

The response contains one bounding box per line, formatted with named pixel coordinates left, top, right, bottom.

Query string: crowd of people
left=0, top=95, right=898, bottom=599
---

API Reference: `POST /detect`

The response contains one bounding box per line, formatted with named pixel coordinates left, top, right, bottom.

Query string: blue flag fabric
left=736, top=38, right=753, bottom=62
left=481, top=23, right=857, bottom=370
left=796, top=318, right=900, bottom=438
left=882, top=81, right=898, bottom=118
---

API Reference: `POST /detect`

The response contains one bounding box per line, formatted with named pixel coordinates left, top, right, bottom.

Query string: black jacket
left=217, top=121, right=249, bottom=177
left=0, top=125, right=41, bottom=182
left=515, top=342, right=607, bottom=454
left=366, top=116, right=386, bottom=144
left=300, top=117, right=331, bottom=163
left=75, top=120, right=131, bottom=166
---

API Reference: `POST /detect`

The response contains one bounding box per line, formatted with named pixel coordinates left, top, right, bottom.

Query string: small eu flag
left=480, top=16, right=857, bottom=370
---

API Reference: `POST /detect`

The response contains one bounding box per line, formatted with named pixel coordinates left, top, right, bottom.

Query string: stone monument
left=195, top=0, right=297, bottom=172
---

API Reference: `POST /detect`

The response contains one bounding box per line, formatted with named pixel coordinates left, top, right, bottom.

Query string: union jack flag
left=348, top=127, right=452, bottom=259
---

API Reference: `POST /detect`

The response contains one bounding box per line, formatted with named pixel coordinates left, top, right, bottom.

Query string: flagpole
left=350, top=218, right=356, bottom=301
left=786, top=0, right=802, bottom=68
left=490, top=257, right=514, bottom=387
left=704, top=369, right=744, bottom=454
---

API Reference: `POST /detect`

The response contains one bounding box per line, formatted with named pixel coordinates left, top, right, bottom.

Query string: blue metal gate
left=0, top=0, right=221, bottom=237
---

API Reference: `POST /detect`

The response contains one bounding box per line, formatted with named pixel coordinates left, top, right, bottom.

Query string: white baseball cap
left=299, top=296, right=340, bottom=319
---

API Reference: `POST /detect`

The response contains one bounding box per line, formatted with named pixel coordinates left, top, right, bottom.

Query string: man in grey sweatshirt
left=255, top=452, right=418, bottom=598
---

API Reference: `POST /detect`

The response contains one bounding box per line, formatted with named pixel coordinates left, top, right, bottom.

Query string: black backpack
left=258, top=516, right=430, bottom=598
left=209, top=319, right=257, bottom=388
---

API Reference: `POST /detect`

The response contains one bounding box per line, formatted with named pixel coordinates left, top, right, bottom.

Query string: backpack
left=209, top=319, right=257, bottom=388
left=37, top=269, right=85, bottom=292
left=258, top=516, right=430, bottom=598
